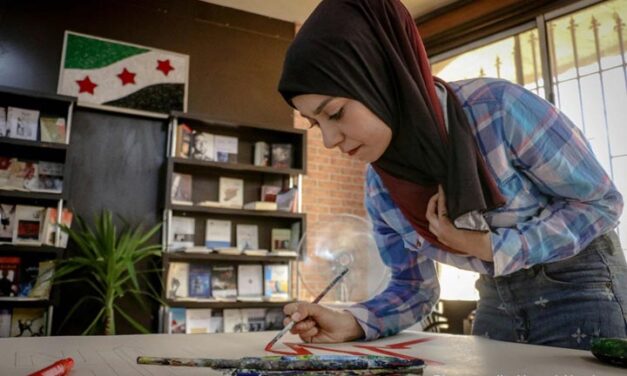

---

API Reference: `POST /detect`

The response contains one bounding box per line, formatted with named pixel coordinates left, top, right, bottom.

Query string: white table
left=0, top=330, right=622, bottom=375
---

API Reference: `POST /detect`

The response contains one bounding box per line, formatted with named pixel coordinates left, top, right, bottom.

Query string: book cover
left=175, top=123, right=194, bottom=158
left=166, top=262, right=189, bottom=299
left=211, top=264, right=237, bottom=300
left=265, top=307, right=285, bottom=330
left=39, top=117, right=67, bottom=144
left=209, top=310, right=224, bottom=333
left=237, top=264, right=263, bottom=300
left=188, top=264, right=211, bottom=298
left=10, top=308, right=46, bottom=337
left=18, top=260, right=39, bottom=297
left=185, top=308, right=213, bottom=334
left=223, top=309, right=248, bottom=333
left=243, top=308, right=267, bottom=332
left=169, top=307, right=186, bottom=334
left=0, top=309, right=11, bottom=337
left=0, top=107, right=6, bottom=137
left=41, top=208, right=73, bottom=248
left=0, top=204, right=16, bottom=243
left=191, top=132, right=215, bottom=161
left=243, top=201, right=277, bottom=211
left=13, top=205, right=44, bottom=245
left=28, top=260, right=55, bottom=299
left=264, top=264, right=289, bottom=301
left=7, top=159, right=37, bottom=192
left=218, top=177, right=243, bottom=208
left=6, top=107, right=39, bottom=141
left=171, top=173, right=193, bottom=205
left=276, top=187, right=298, bottom=212
left=214, top=135, right=238, bottom=163
left=205, top=219, right=231, bottom=249
left=168, top=216, right=195, bottom=252
left=253, top=141, right=269, bottom=166
left=271, top=229, right=292, bottom=253
left=0, top=157, right=12, bottom=189
left=31, top=161, right=63, bottom=193
left=0, top=257, right=20, bottom=297
left=260, top=185, right=281, bottom=202
left=236, top=224, right=258, bottom=251
left=290, top=222, right=302, bottom=252
left=271, top=143, right=293, bottom=169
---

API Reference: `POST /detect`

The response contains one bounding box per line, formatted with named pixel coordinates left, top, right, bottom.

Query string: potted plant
left=54, top=209, right=163, bottom=335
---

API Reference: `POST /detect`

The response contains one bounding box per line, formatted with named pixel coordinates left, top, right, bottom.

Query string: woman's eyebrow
left=313, top=97, right=335, bottom=115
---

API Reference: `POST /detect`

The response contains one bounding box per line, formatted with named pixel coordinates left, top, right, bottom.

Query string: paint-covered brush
left=265, top=267, right=350, bottom=350
left=137, top=354, right=425, bottom=371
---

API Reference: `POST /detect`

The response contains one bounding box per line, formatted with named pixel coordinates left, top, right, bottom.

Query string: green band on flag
left=64, top=34, right=149, bottom=69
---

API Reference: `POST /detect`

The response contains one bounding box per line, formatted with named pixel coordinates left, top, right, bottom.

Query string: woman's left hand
left=426, top=185, right=493, bottom=261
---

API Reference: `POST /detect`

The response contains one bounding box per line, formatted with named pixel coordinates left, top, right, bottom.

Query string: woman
left=277, top=0, right=626, bottom=350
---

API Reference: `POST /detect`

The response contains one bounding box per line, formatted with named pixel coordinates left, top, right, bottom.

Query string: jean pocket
left=539, top=266, right=612, bottom=289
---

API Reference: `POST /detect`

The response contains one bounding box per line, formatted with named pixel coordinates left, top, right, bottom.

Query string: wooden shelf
left=0, top=297, right=50, bottom=307
left=0, top=138, right=68, bottom=151
left=172, top=157, right=304, bottom=176
left=0, top=85, right=75, bottom=104
left=166, top=299, right=294, bottom=309
left=171, top=111, right=306, bottom=135
left=0, top=189, right=64, bottom=201
left=169, top=204, right=305, bottom=219
left=0, top=244, right=64, bottom=256
left=163, top=252, right=297, bottom=263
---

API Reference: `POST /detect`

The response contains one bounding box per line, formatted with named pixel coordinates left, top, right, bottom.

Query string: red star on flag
left=117, top=68, right=136, bottom=85
left=76, top=76, right=97, bottom=94
left=156, top=59, right=174, bottom=76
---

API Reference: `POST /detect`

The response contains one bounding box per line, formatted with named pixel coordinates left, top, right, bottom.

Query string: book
left=261, top=185, right=281, bottom=202
left=0, top=107, right=6, bottom=137
left=191, top=132, right=215, bottom=161
left=264, top=264, right=289, bottom=301
left=197, top=200, right=224, bottom=208
left=214, top=247, right=242, bottom=255
left=18, top=260, right=39, bottom=297
left=169, top=307, right=186, bottom=334
left=39, top=116, right=66, bottom=144
left=28, top=260, right=55, bottom=299
left=31, top=161, right=63, bottom=193
left=243, top=308, right=267, bottom=332
left=41, top=208, right=73, bottom=248
left=276, top=187, right=298, bottom=212
left=6, top=159, right=37, bottom=192
left=236, top=224, right=258, bottom=251
left=271, top=229, right=292, bottom=253
left=218, top=177, right=243, bottom=208
left=184, top=246, right=212, bottom=254
left=13, top=205, right=44, bottom=245
left=6, top=107, right=39, bottom=141
left=171, top=173, right=193, bottom=205
left=168, top=216, right=195, bottom=252
left=237, top=264, right=263, bottom=301
left=10, top=308, right=46, bottom=337
left=253, top=141, right=270, bottom=166
left=243, top=201, right=277, bottom=211
left=0, top=309, right=11, bottom=337
left=185, top=308, right=213, bottom=334
left=175, top=123, right=194, bottom=158
left=209, top=310, right=224, bottom=333
left=211, top=264, right=237, bottom=300
left=0, top=257, right=20, bottom=297
left=243, top=249, right=269, bottom=256
left=0, top=204, right=16, bottom=243
left=166, top=262, right=189, bottom=299
left=205, top=219, right=231, bottom=249
left=271, top=143, right=293, bottom=169
left=0, top=157, right=11, bottom=189
left=214, top=135, right=238, bottom=163
left=223, top=309, right=248, bottom=333
left=290, top=222, right=302, bottom=252
left=188, top=264, right=211, bottom=298
left=265, top=307, right=285, bottom=330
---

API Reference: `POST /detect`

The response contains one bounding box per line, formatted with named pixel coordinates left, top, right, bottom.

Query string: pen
left=28, top=357, right=74, bottom=376
left=265, top=267, right=349, bottom=350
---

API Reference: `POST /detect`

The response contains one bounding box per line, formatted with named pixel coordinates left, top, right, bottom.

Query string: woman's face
left=292, top=94, right=392, bottom=163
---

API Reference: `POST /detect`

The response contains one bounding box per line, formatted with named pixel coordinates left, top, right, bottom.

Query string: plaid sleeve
left=491, top=84, right=624, bottom=275
left=344, top=168, right=440, bottom=341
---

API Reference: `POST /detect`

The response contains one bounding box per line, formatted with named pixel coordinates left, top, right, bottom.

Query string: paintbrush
left=265, top=267, right=350, bottom=350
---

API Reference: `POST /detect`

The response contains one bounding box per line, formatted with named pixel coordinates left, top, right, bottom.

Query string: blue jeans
left=472, top=231, right=627, bottom=350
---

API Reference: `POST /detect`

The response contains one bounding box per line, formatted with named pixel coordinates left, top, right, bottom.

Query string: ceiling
left=200, top=0, right=459, bottom=23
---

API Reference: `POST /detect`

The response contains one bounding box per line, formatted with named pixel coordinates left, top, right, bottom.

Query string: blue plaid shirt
left=346, top=78, right=623, bottom=340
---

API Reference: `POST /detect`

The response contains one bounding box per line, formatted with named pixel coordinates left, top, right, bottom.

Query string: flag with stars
left=57, top=31, right=188, bottom=115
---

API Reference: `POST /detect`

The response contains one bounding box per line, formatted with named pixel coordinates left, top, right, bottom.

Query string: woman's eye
left=329, top=107, right=344, bottom=121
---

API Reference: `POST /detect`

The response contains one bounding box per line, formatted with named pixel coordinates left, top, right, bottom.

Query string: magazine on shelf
left=271, top=143, right=292, bottom=169
left=243, top=308, right=267, bottom=332
left=214, top=135, right=238, bottom=163
left=276, top=187, right=298, bottom=212
left=253, top=141, right=269, bottom=167
left=171, top=173, right=193, bottom=205
left=0, top=107, right=6, bottom=137
left=30, top=161, right=63, bottom=193
left=211, top=264, right=237, bottom=300
left=17, top=261, right=39, bottom=297
left=264, top=264, right=290, bottom=301
left=223, top=309, right=248, bottom=333
left=166, top=262, right=189, bottom=299
left=260, top=185, right=281, bottom=202
left=0, top=257, right=20, bottom=297
left=175, top=124, right=194, bottom=159
left=169, top=307, right=186, bottom=334
left=191, top=132, right=215, bottom=161
left=6, top=107, right=39, bottom=141
left=185, top=308, right=213, bottom=334
left=0, top=308, right=11, bottom=337
left=10, top=308, right=46, bottom=337
left=237, top=264, right=263, bottom=301
left=265, top=308, right=285, bottom=331
left=218, top=177, right=243, bottom=208
left=5, top=159, right=38, bottom=192
left=0, top=204, right=16, bottom=243
left=205, top=219, right=231, bottom=249
left=13, top=205, right=44, bottom=245
left=39, top=116, right=66, bottom=144
left=236, top=224, right=258, bottom=251
left=28, top=260, right=55, bottom=299
left=188, top=264, right=212, bottom=299
left=168, top=216, right=195, bottom=252
left=41, top=208, right=73, bottom=248
left=271, top=228, right=291, bottom=253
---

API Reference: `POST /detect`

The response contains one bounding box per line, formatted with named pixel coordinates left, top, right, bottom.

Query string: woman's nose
left=321, top=123, right=343, bottom=149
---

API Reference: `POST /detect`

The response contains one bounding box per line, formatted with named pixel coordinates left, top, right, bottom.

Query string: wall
left=0, top=0, right=294, bottom=334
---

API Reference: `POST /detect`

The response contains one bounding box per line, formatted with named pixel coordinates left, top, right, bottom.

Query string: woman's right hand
left=283, top=302, right=365, bottom=343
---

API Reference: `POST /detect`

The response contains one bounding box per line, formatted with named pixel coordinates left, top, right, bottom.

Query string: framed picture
left=57, top=31, right=189, bottom=117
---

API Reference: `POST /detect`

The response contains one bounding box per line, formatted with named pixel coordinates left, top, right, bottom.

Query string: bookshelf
left=160, top=111, right=306, bottom=335
left=0, top=85, right=75, bottom=337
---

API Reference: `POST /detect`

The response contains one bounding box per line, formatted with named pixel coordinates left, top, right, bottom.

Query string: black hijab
left=279, top=0, right=504, bottom=248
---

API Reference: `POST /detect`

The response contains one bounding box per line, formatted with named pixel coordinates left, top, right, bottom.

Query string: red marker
left=28, top=357, right=74, bottom=376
